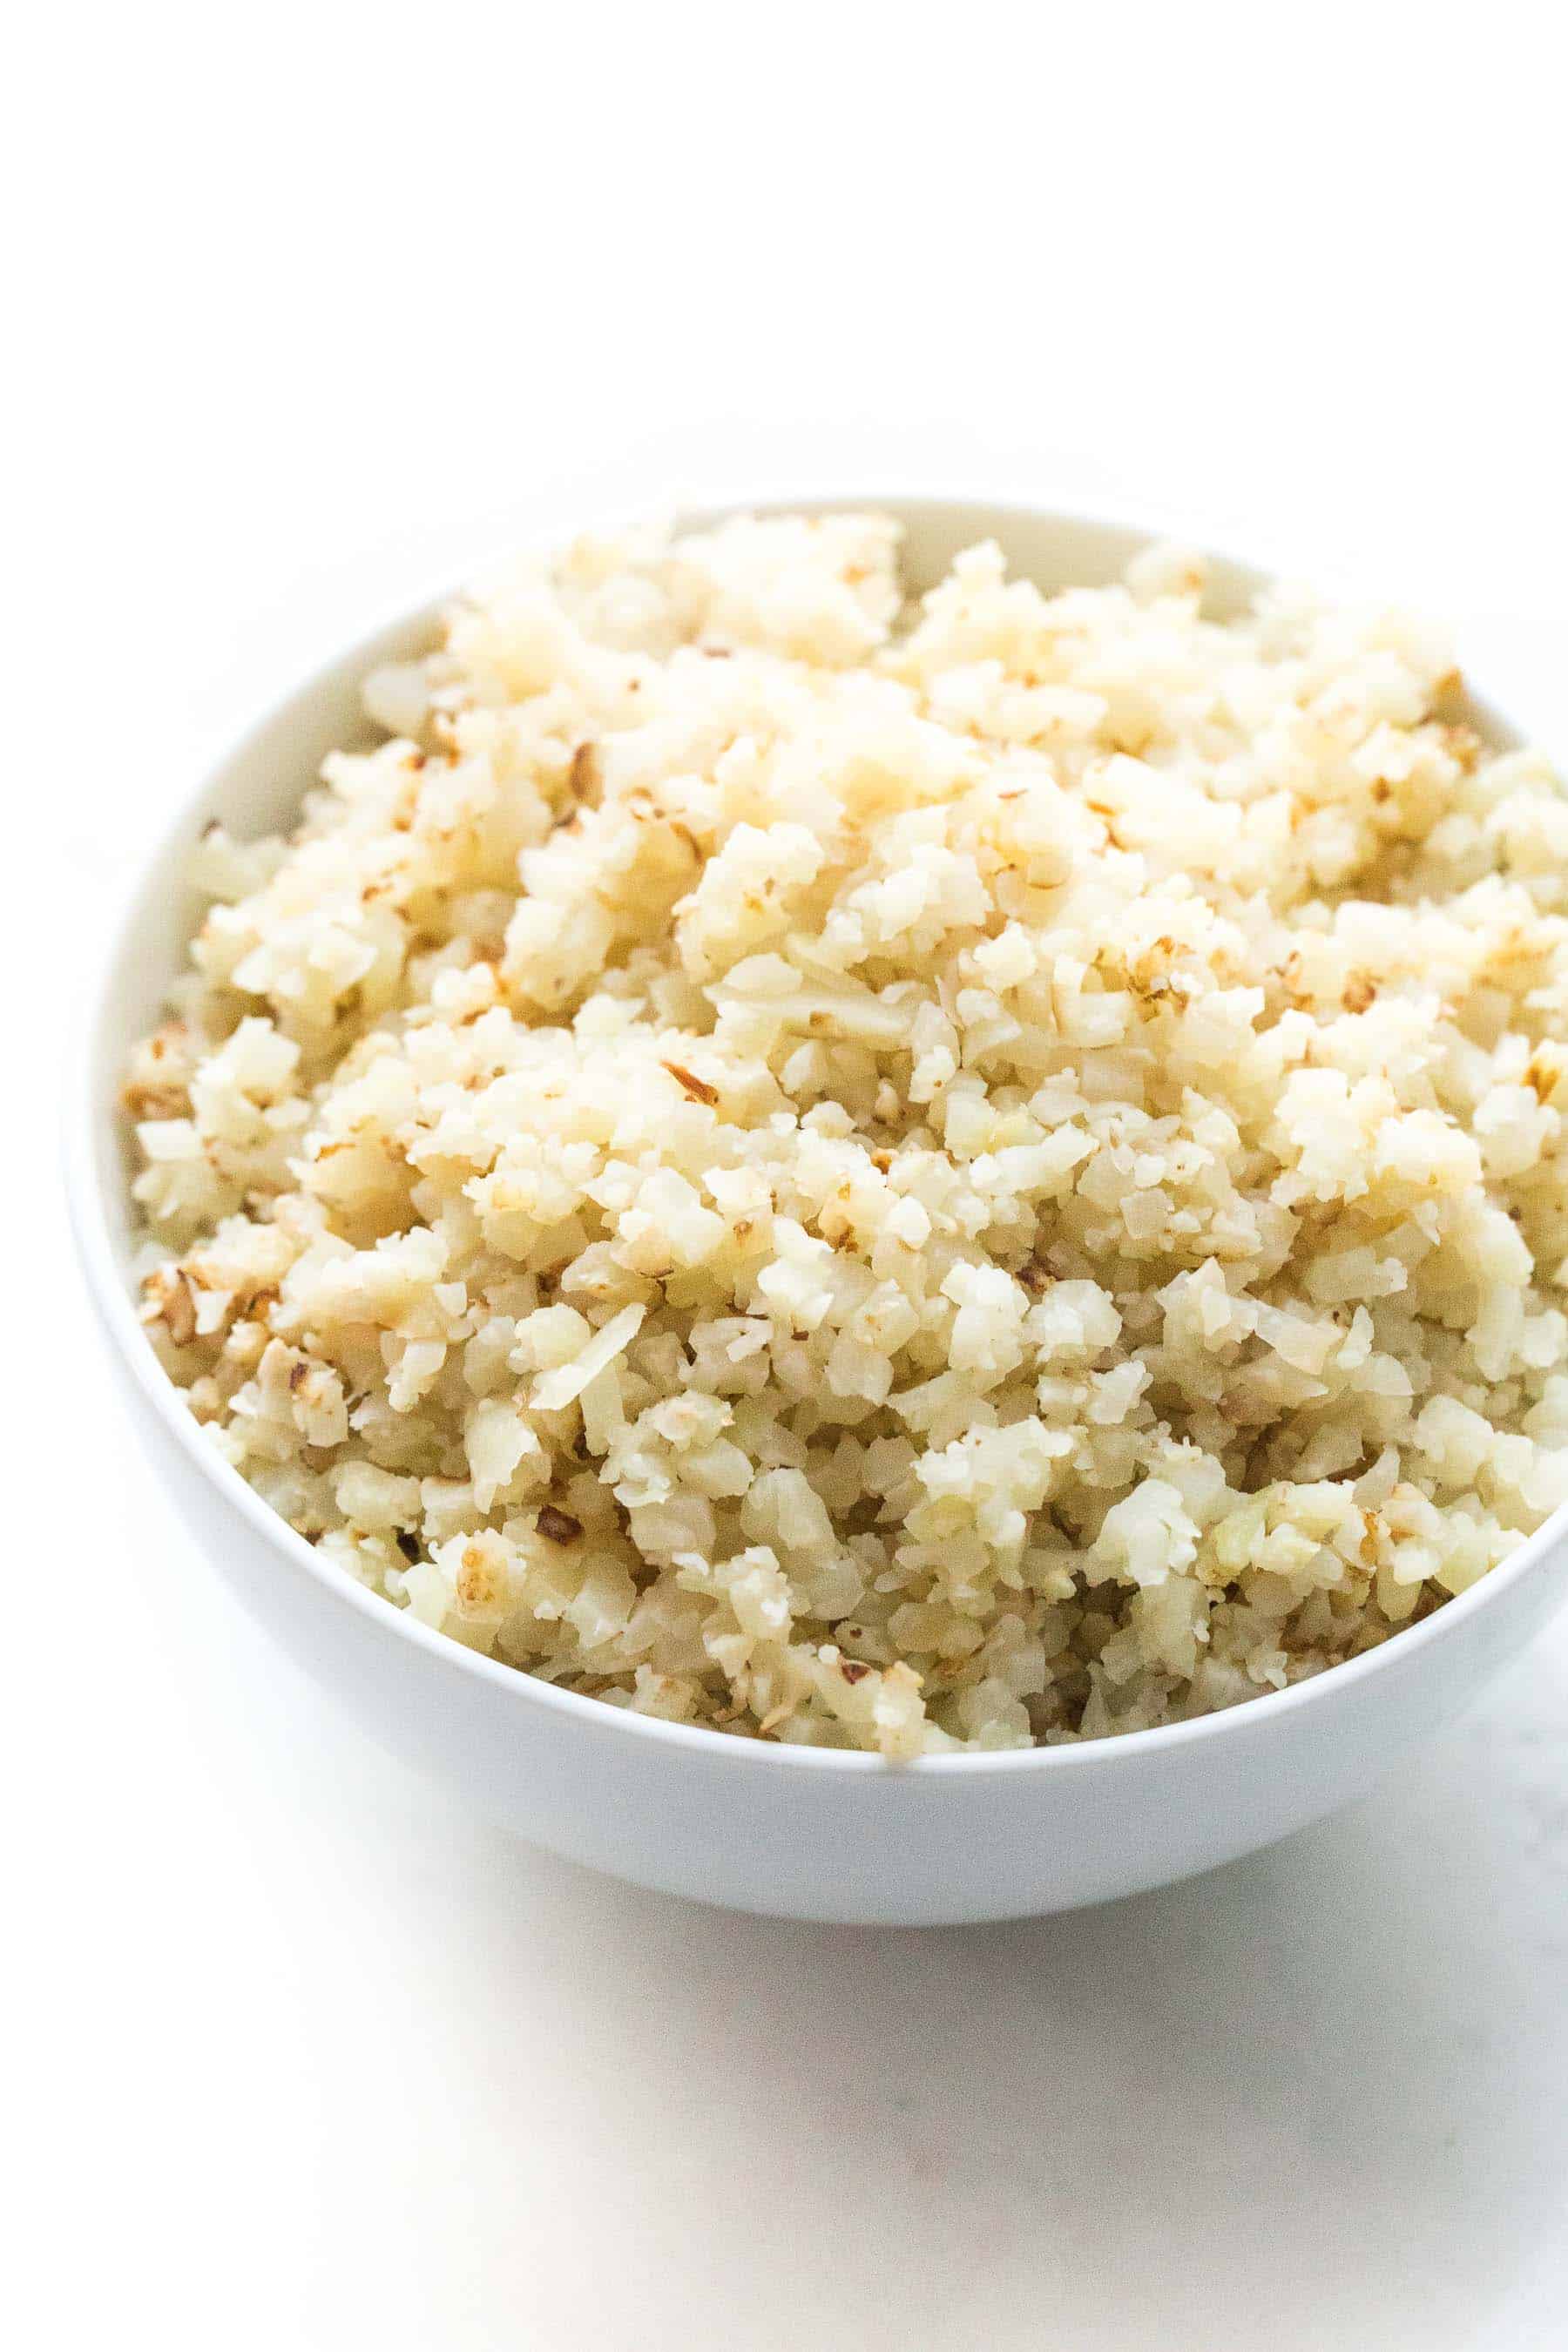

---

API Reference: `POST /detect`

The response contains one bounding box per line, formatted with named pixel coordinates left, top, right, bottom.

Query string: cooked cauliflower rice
left=127, top=512, right=1568, bottom=1755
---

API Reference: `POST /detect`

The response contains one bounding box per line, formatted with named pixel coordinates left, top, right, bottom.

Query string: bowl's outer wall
left=94, top=1314, right=1568, bottom=1923
left=80, top=497, right=1566, bottom=1923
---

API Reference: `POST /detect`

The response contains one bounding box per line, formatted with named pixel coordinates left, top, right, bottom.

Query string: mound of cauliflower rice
left=126, top=511, right=1568, bottom=1754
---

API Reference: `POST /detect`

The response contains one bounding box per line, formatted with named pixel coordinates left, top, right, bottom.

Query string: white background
left=9, top=6, right=1568, bottom=2346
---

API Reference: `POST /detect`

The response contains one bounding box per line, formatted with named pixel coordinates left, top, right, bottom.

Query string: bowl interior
left=74, top=490, right=1558, bottom=1788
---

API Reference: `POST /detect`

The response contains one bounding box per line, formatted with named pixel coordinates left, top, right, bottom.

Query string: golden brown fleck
left=662, top=1061, right=720, bottom=1105
left=568, top=740, right=600, bottom=798
left=1440, top=722, right=1482, bottom=773
left=1342, top=974, right=1375, bottom=1014
left=122, top=1080, right=187, bottom=1120
left=456, top=1543, right=503, bottom=1609
left=145, top=1267, right=197, bottom=1348
left=1525, top=1049, right=1562, bottom=1103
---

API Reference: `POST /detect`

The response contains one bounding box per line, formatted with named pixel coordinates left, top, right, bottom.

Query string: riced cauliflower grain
left=128, top=512, right=1568, bottom=1754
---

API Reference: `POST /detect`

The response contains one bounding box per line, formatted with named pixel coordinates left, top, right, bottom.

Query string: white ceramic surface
left=66, top=495, right=1568, bottom=1925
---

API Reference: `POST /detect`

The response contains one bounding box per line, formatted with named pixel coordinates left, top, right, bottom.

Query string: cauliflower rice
left=126, top=511, right=1568, bottom=1756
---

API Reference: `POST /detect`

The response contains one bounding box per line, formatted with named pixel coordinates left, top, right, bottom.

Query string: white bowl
left=66, top=494, right=1568, bottom=1925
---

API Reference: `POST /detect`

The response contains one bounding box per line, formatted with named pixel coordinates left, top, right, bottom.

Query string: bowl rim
left=64, top=483, right=1568, bottom=1778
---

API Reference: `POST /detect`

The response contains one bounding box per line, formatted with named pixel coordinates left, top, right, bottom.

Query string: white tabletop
left=11, top=10, right=1568, bottom=2343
